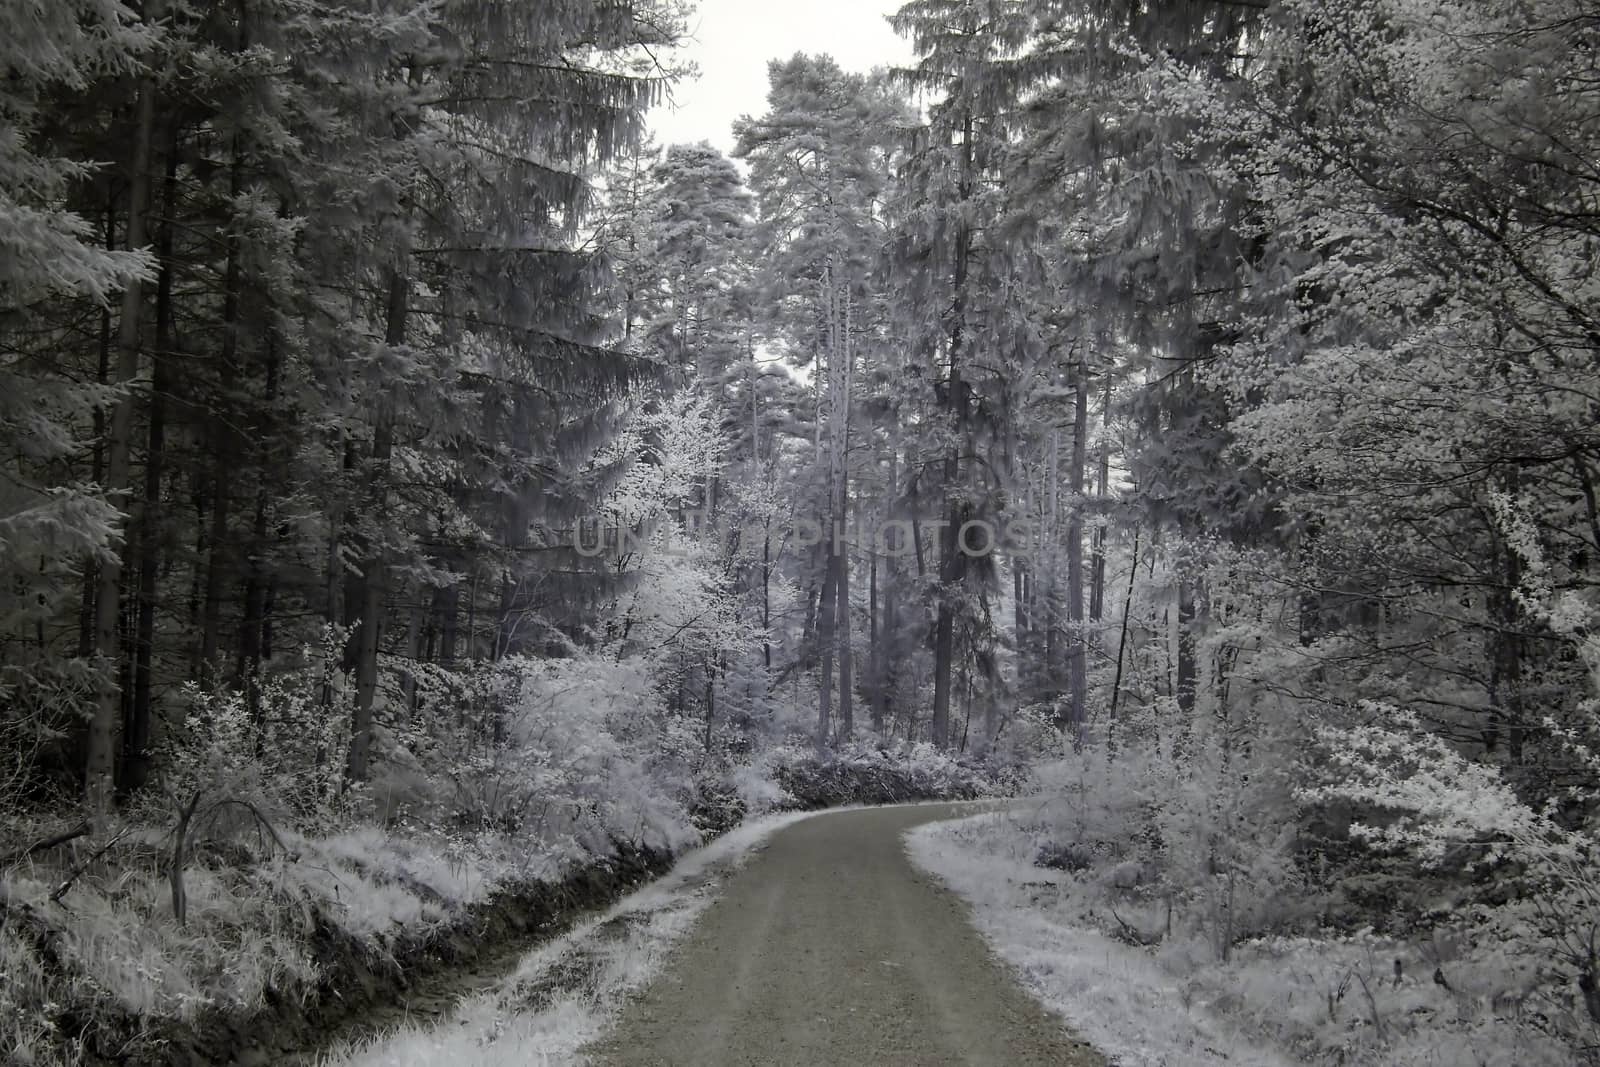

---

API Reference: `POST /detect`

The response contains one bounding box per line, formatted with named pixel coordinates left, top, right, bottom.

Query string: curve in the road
left=584, top=802, right=1104, bottom=1067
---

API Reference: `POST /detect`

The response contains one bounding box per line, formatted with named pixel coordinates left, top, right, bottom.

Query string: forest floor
left=908, top=808, right=1299, bottom=1067
left=909, top=807, right=1575, bottom=1067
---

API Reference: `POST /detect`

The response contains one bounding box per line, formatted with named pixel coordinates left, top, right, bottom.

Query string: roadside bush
left=1028, top=721, right=1312, bottom=961
left=134, top=624, right=356, bottom=838
left=773, top=740, right=1021, bottom=809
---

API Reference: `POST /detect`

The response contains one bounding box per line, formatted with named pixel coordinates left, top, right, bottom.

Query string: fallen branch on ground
left=1109, top=905, right=1161, bottom=947
left=50, top=825, right=131, bottom=904
left=0, top=820, right=91, bottom=867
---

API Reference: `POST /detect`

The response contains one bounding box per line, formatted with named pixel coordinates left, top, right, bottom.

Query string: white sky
left=647, top=0, right=914, bottom=155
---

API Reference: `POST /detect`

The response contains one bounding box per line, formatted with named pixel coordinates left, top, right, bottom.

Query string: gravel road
left=584, top=803, right=1104, bottom=1067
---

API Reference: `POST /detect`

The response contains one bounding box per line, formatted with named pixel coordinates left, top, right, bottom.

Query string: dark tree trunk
left=346, top=268, right=406, bottom=784
left=836, top=546, right=854, bottom=740
left=198, top=435, right=233, bottom=687
left=881, top=564, right=898, bottom=731
left=1110, top=526, right=1141, bottom=725
left=817, top=544, right=837, bottom=751
left=88, top=6, right=164, bottom=812
left=930, top=565, right=956, bottom=747
left=868, top=553, right=882, bottom=733
left=762, top=528, right=772, bottom=671
left=123, top=136, right=181, bottom=795
left=1089, top=376, right=1111, bottom=623
left=80, top=197, right=117, bottom=660
left=438, top=580, right=460, bottom=666
left=199, top=141, right=248, bottom=690
left=836, top=480, right=853, bottom=742
left=1061, top=376, right=1089, bottom=744
left=1487, top=502, right=1527, bottom=763
left=800, top=541, right=822, bottom=666
left=400, top=590, right=425, bottom=717
left=186, top=481, right=205, bottom=677
left=1176, top=577, right=1198, bottom=717
left=340, top=436, right=364, bottom=645
left=1013, top=559, right=1027, bottom=697
left=261, top=572, right=277, bottom=662
left=237, top=332, right=281, bottom=696
left=703, top=655, right=717, bottom=753
left=931, top=109, right=974, bottom=751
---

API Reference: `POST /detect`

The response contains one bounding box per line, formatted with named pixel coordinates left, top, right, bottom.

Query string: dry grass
left=911, top=810, right=1585, bottom=1067
left=0, top=821, right=325, bottom=1065
left=0, top=811, right=592, bottom=1066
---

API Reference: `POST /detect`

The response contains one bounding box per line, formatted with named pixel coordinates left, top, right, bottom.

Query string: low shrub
left=772, top=740, right=1022, bottom=809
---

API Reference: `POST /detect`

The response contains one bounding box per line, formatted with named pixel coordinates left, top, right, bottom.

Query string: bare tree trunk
left=761, top=527, right=772, bottom=670
left=1089, top=375, right=1111, bottom=623
left=261, top=572, right=278, bottom=662
left=833, top=290, right=853, bottom=741
left=400, top=589, right=425, bottom=716
left=492, top=391, right=531, bottom=655
left=868, top=553, right=882, bottom=732
left=320, top=431, right=346, bottom=634
left=800, top=542, right=822, bottom=664
left=338, top=437, right=366, bottom=649
left=1062, top=376, right=1089, bottom=744
left=931, top=578, right=956, bottom=747
left=876, top=447, right=899, bottom=732
left=703, top=655, right=717, bottom=753
left=1013, top=558, right=1028, bottom=697
left=958, top=665, right=972, bottom=752
left=1043, top=430, right=1060, bottom=693
left=931, top=109, right=975, bottom=751
left=199, top=138, right=249, bottom=689
left=817, top=550, right=837, bottom=751
left=1109, top=525, right=1141, bottom=725
left=1176, top=576, right=1198, bottom=717
left=437, top=579, right=460, bottom=666
left=495, top=571, right=519, bottom=660
left=238, top=322, right=282, bottom=703
left=836, top=540, right=853, bottom=741
left=1488, top=487, right=1527, bottom=762
left=1296, top=520, right=1320, bottom=647
left=87, top=4, right=164, bottom=812
left=124, top=137, right=180, bottom=795
left=186, top=486, right=206, bottom=677
left=198, top=434, right=233, bottom=686
left=931, top=370, right=972, bottom=749
left=345, top=268, right=406, bottom=784
left=752, top=329, right=772, bottom=674
left=80, top=197, right=116, bottom=660
left=882, top=563, right=899, bottom=731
